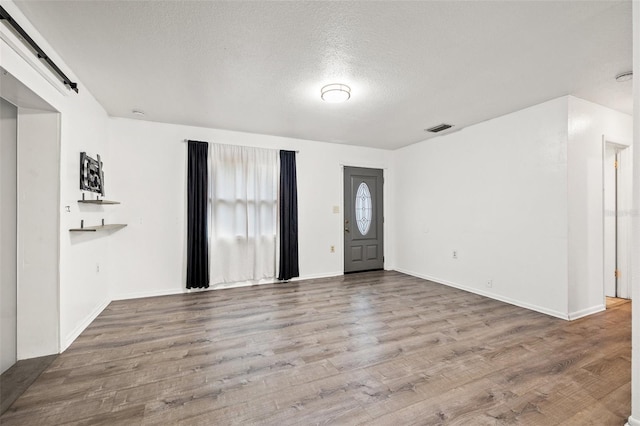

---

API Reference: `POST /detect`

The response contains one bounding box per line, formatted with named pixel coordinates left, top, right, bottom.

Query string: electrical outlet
left=332, top=206, right=340, bottom=214
left=96, top=263, right=100, bottom=273
left=330, top=245, right=335, bottom=253
left=452, top=250, right=458, bottom=259
left=486, top=280, right=493, bottom=288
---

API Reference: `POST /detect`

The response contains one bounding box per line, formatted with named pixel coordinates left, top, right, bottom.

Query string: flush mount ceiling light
left=321, top=84, right=351, bottom=103
left=615, top=71, right=633, bottom=82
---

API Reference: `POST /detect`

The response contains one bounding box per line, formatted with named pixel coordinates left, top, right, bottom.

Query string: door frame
left=602, top=136, right=632, bottom=303
left=0, top=70, right=61, bottom=360
left=0, top=97, right=18, bottom=373
left=340, top=163, right=387, bottom=274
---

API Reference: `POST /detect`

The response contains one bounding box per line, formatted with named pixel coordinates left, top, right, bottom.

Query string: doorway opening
left=603, top=139, right=631, bottom=305
left=0, top=68, right=60, bottom=413
left=0, top=97, right=18, bottom=376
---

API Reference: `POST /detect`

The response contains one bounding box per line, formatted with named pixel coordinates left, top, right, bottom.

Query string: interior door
left=344, top=167, right=383, bottom=273
left=616, top=145, right=632, bottom=299
left=603, top=145, right=617, bottom=297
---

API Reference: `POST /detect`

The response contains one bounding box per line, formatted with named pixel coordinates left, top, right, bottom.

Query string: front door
left=344, top=167, right=383, bottom=273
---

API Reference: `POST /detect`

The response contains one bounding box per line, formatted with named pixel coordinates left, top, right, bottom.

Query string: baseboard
left=290, top=271, right=344, bottom=281
left=61, top=297, right=110, bottom=352
left=112, top=271, right=346, bottom=301
left=626, top=415, right=640, bottom=426
left=112, top=287, right=185, bottom=301
left=568, top=304, right=605, bottom=320
left=395, top=268, right=569, bottom=320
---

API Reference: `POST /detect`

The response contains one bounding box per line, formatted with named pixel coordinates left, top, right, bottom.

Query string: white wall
left=58, top=92, right=111, bottom=351
left=567, top=96, right=632, bottom=318
left=0, top=0, right=111, bottom=352
left=107, top=118, right=394, bottom=300
left=16, top=108, right=60, bottom=358
left=0, top=98, right=18, bottom=373
left=393, top=97, right=570, bottom=318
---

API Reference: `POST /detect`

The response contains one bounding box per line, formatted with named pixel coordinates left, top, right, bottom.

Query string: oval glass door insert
left=355, top=182, right=372, bottom=235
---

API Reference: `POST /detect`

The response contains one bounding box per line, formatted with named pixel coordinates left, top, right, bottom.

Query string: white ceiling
left=13, top=0, right=633, bottom=149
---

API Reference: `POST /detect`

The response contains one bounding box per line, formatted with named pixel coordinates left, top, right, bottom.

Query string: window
left=355, top=182, right=372, bottom=235
left=209, top=144, right=278, bottom=284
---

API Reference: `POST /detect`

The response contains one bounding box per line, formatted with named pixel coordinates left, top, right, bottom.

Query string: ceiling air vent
left=425, top=123, right=453, bottom=133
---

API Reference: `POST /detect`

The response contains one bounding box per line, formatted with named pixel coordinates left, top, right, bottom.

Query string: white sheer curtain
left=209, top=144, right=278, bottom=285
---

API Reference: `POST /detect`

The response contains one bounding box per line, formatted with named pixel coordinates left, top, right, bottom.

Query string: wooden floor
left=606, top=296, right=630, bottom=310
left=0, top=271, right=631, bottom=425
left=0, top=355, right=57, bottom=415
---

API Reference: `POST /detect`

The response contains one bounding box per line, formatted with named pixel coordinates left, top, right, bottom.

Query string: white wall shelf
left=77, top=199, right=120, bottom=205
left=78, top=193, right=120, bottom=204
left=69, top=219, right=127, bottom=232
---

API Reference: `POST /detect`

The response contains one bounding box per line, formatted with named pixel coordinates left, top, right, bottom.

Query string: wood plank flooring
left=0, top=271, right=631, bottom=425
left=606, top=297, right=630, bottom=310
left=0, top=355, right=57, bottom=415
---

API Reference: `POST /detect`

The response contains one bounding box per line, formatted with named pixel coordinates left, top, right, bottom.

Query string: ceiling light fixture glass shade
left=321, top=84, right=351, bottom=103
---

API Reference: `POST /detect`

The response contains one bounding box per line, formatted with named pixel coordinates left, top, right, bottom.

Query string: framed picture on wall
left=80, top=152, right=104, bottom=195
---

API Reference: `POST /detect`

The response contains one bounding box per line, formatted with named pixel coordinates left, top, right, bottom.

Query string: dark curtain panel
left=278, top=150, right=300, bottom=280
left=186, top=141, right=209, bottom=289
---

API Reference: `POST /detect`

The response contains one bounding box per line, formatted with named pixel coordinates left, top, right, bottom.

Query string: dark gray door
left=344, top=167, right=383, bottom=273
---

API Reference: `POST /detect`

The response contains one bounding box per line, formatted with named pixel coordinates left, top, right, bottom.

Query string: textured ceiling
left=13, top=1, right=633, bottom=149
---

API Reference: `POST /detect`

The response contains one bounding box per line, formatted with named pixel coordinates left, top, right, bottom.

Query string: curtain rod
left=0, top=5, right=78, bottom=93
left=184, top=139, right=298, bottom=153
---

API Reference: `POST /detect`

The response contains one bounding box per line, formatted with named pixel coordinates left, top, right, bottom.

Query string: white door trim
left=602, top=135, right=632, bottom=302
